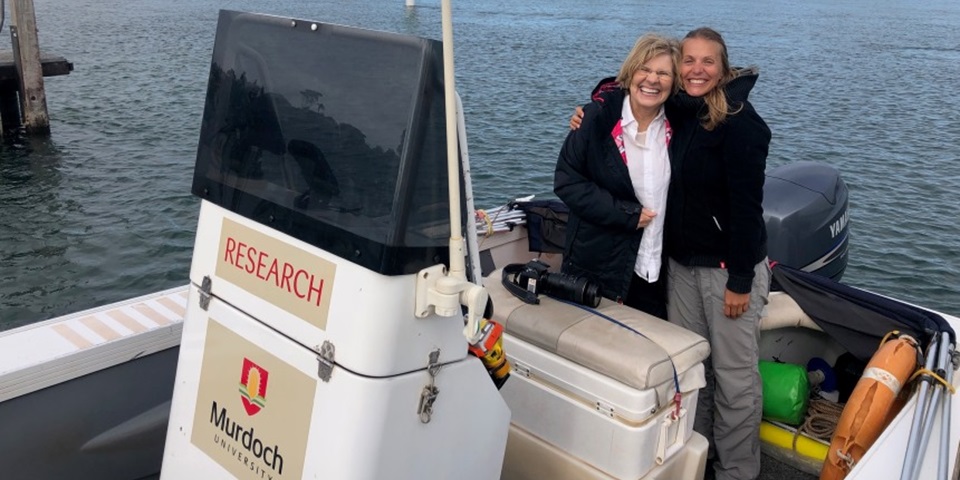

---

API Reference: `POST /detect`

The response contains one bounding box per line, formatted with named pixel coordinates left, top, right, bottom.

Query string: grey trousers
left=666, top=258, right=770, bottom=480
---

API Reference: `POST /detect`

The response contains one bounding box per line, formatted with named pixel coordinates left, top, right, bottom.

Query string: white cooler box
left=485, top=270, right=710, bottom=479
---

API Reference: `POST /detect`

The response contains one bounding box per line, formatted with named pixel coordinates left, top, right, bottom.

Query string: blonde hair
left=616, top=34, right=682, bottom=96
left=682, top=27, right=742, bottom=131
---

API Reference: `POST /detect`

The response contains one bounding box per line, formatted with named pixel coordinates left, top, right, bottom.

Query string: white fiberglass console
left=161, top=11, right=508, bottom=479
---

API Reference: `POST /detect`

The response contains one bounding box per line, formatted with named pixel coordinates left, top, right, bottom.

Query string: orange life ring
left=820, top=335, right=919, bottom=480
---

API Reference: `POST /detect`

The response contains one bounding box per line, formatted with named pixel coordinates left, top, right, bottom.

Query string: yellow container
left=759, top=421, right=829, bottom=462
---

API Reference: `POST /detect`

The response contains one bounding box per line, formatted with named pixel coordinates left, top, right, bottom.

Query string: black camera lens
left=501, top=260, right=601, bottom=308
left=540, top=272, right=602, bottom=308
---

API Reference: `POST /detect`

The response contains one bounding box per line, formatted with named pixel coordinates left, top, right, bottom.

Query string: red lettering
left=308, top=277, right=324, bottom=307
left=244, top=245, right=257, bottom=274
left=293, top=269, right=308, bottom=299
left=256, top=251, right=268, bottom=280
left=265, top=258, right=280, bottom=286
left=236, top=241, right=248, bottom=270
left=223, top=235, right=329, bottom=312
left=280, top=263, right=295, bottom=293
left=224, top=237, right=237, bottom=265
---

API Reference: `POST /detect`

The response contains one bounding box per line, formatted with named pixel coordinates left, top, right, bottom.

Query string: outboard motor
left=764, top=161, right=849, bottom=281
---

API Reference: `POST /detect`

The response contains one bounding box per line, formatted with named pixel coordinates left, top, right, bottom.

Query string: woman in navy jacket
left=554, top=34, right=681, bottom=318
left=665, top=29, right=770, bottom=480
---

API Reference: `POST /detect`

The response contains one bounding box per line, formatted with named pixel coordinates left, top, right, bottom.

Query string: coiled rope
left=797, top=397, right=845, bottom=445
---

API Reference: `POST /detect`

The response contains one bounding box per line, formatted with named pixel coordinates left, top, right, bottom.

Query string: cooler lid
left=504, top=334, right=706, bottom=423
left=484, top=269, right=710, bottom=391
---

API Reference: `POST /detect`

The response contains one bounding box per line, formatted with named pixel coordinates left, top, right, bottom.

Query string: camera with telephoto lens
left=501, top=259, right=601, bottom=308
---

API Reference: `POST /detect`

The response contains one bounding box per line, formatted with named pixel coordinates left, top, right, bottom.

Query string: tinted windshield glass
left=193, top=11, right=457, bottom=274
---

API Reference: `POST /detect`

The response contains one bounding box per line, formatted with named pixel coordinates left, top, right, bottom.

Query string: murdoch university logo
left=239, top=358, right=269, bottom=416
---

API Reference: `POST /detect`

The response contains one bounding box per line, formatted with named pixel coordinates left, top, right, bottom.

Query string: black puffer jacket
left=664, top=70, right=770, bottom=293
left=554, top=88, right=644, bottom=302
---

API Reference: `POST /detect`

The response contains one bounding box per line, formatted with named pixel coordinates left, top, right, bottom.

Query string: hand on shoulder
left=569, top=106, right=585, bottom=130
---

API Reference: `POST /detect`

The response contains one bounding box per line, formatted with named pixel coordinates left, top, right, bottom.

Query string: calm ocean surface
left=1, top=0, right=958, bottom=329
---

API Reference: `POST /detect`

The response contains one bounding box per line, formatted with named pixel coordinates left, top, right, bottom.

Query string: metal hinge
left=317, top=340, right=335, bottom=382
left=512, top=362, right=531, bottom=378
left=418, top=349, right=442, bottom=423
left=198, top=276, right=212, bottom=311
left=596, top=402, right=615, bottom=418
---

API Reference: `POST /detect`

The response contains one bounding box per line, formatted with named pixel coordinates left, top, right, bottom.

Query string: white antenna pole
left=415, top=0, right=485, bottom=343
left=440, top=0, right=465, bottom=280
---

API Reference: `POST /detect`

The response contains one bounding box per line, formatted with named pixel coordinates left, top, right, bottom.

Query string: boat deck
left=0, top=286, right=188, bottom=402
left=759, top=455, right=816, bottom=480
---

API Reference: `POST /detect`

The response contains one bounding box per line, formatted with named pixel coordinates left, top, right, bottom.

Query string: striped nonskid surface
left=0, top=286, right=189, bottom=401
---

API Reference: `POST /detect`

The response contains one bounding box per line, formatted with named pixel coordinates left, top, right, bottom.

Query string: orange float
left=820, top=334, right=919, bottom=480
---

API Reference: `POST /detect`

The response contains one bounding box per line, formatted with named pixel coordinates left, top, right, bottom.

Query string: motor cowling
left=764, top=161, right=849, bottom=281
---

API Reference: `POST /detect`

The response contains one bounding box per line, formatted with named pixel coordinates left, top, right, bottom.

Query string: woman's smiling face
left=628, top=53, right=674, bottom=114
left=681, top=37, right=723, bottom=97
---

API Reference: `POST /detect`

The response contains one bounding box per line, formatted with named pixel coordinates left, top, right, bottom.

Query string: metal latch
left=199, top=276, right=212, bottom=311
left=418, top=349, right=442, bottom=423
left=317, top=340, right=335, bottom=382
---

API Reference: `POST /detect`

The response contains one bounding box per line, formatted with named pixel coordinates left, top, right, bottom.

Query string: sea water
left=1, top=0, right=958, bottom=328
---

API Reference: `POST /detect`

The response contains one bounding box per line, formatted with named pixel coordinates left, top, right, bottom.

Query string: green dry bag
left=759, top=360, right=810, bottom=425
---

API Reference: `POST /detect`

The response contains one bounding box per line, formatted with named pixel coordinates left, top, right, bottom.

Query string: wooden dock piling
left=0, top=0, right=72, bottom=136
left=10, top=0, right=50, bottom=134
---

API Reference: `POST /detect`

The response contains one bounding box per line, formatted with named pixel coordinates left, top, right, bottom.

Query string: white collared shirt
left=621, top=97, right=670, bottom=282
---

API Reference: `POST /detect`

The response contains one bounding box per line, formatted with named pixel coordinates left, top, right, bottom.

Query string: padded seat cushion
left=485, top=270, right=710, bottom=390
left=761, top=292, right=822, bottom=331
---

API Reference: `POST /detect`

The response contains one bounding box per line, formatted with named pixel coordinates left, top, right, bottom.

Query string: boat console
left=161, top=11, right=509, bottom=479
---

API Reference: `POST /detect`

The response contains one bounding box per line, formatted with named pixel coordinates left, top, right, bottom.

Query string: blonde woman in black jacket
left=554, top=33, right=681, bottom=318
left=665, top=28, right=770, bottom=480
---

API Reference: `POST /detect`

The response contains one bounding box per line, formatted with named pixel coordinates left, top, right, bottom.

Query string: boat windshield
left=192, top=10, right=458, bottom=275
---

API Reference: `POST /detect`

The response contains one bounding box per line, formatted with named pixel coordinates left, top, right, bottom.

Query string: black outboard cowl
left=764, top=161, right=849, bottom=281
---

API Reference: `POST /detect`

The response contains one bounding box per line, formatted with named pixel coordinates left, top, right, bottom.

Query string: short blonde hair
left=616, top=34, right=681, bottom=95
